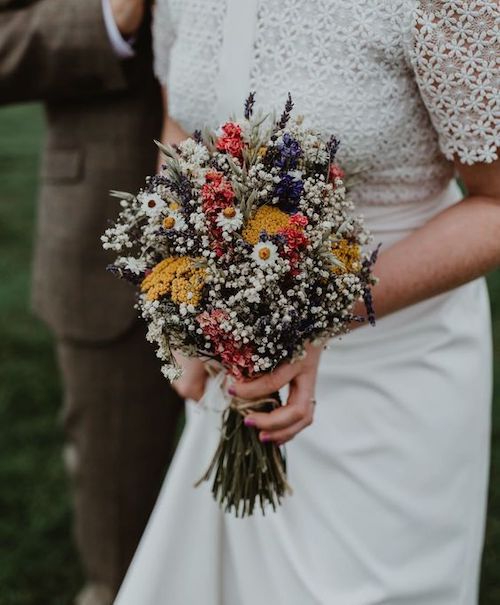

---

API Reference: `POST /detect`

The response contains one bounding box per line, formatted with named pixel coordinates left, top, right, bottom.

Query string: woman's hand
left=229, top=342, right=323, bottom=446
left=172, top=354, right=207, bottom=402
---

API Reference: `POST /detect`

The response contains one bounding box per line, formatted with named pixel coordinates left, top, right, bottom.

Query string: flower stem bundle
left=196, top=392, right=289, bottom=517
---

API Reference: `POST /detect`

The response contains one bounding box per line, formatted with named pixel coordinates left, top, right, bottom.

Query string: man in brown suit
left=0, top=1, right=183, bottom=603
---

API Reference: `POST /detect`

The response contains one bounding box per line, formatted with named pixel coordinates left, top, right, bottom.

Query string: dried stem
left=195, top=392, right=291, bottom=516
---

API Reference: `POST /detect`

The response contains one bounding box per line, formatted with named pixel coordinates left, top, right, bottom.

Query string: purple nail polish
left=244, top=417, right=256, bottom=427
left=260, top=434, right=270, bottom=443
left=228, top=386, right=236, bottom=396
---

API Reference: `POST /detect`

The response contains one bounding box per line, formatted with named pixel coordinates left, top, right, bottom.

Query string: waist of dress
left=357, top=179, right=463, bottom=248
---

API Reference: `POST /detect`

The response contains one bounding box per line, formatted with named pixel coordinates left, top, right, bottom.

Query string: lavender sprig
left=361, top=243, right=382, bottom=326
left=244, top=91, right=256, bottom=120
left=276, top=92, right=294, bottom=130
left=326, top=135, right=341, bottom=162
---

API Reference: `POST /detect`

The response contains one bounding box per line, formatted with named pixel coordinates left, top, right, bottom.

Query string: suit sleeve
left=0, top=0, right=129, bottom=104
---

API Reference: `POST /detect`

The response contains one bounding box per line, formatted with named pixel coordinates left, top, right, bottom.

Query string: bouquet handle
left=195, top=376, right=291, bottom=517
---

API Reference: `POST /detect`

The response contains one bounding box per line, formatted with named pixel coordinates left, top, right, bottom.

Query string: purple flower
left=276, top=133, right=302, bottom=170
left=270, top=233, right=287, bottom=247
left=275, top=173, right=304, bottom=211
left=244, top=91, right=256, bottom=120
left=275, top=92, right=294, bottom=131
left=326, top=135, right=340, bottom=162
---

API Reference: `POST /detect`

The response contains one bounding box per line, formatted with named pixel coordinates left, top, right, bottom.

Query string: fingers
left=228, top=344, right=322, bottom=444
left=230, top=342, right=323, bottom=402
left=244, top=380, right=316, bottom=445
left=244, top=402, right=304, bottom=432
left=230, top=362, right=297, bottom=400
left=263, top=417, right=313, bottom=447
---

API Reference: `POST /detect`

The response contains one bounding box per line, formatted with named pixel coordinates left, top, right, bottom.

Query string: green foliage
left=0, top=103, right=498, bottom=604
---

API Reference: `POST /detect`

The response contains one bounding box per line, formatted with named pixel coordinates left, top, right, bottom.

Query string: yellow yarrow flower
left=331, top=239, right=361, bottom=274
left=141, top=257, right=206, bottom=305
left=242, top=206, right=291, bottom=245
left=171, top=268, right=206, bottom=306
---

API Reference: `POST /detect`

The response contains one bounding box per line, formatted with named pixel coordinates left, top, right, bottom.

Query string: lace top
left=153, top=0, right=499, bottom=206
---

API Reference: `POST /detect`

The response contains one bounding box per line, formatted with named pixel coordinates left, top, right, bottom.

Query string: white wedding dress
left=115, top=1, right=498, bottom=603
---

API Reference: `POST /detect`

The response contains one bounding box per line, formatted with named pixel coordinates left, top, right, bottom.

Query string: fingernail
left=244, top=417, right=256, bottom=427
left=260, top=433, right=270, bottom=443
left=228, top=386, right=236, bottom=396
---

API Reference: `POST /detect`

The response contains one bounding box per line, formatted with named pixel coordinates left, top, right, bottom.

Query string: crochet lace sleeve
left=152, top=0, right=175, bottom=86
left=410, top=0, right=499, bottom=164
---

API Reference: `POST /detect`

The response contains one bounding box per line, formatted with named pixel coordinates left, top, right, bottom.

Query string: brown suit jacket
left=0, top=0, right=163, bottom=341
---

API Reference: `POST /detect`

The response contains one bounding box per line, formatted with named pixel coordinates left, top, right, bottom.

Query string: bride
left=115, top=1, right=499, bottom=603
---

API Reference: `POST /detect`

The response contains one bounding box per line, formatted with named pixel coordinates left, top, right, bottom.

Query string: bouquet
left=102, top=93, right=378, bottom=516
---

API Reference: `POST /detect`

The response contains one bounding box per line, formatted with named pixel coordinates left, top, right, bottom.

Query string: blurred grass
left=0, top=103, right=498, bottom=604
left=0, top=104, right=82, bottom=605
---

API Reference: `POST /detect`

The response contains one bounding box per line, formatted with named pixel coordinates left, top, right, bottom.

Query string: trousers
left=56, top=321, right=183, bottom=604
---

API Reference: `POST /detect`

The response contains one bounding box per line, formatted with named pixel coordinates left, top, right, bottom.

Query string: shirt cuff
left=102, top=0, right=136, bottom=59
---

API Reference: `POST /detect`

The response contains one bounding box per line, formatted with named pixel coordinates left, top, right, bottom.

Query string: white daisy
left=216, top=207, right=243, bottom=232
left=140, top=192, right=167, bottom=217
left=163, top=212, right=188, bottom=231
left=120, top=256, right=148, bottom=275
left=251, top=241, right=279, bottom=267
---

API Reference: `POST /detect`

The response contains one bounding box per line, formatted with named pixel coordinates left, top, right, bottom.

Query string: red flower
left=289, top=213, right=308, bottom=228
left=278, top=226, right=309, bottom=250
left=200, top=171, right=236, bottom=252
left=328, top=163, right=345, bottom=183
left=205, top=170, right=224, bottom=185
left=277, top=226, right=310, bottom=276
left=216, top=122, right=246, bottom=160
left=201, top=171, right=235, bottom=219
left=201, top=172, right=234, bottom=206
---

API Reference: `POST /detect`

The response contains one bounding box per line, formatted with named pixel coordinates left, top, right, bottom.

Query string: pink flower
left=216, top=122, right=246, bottom=160
left=197, top=309, right=228, bottom=330
left=197, top=310, right=256, bottom=378
left=328, top=163, right=345, bottom=183
left=220, top=343, right=255, bottom=379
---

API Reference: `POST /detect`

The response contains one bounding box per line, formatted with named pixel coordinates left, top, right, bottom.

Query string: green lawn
left=0, top=104, right=498, bottom=604
left=0, top=105, right=83, bottom=605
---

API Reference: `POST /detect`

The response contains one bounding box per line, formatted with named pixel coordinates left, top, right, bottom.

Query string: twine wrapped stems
left=196, top=384, right=292, bottom=517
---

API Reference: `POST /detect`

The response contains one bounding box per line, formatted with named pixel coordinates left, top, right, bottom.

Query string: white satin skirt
left=115, top=181, right=493, bottom=605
